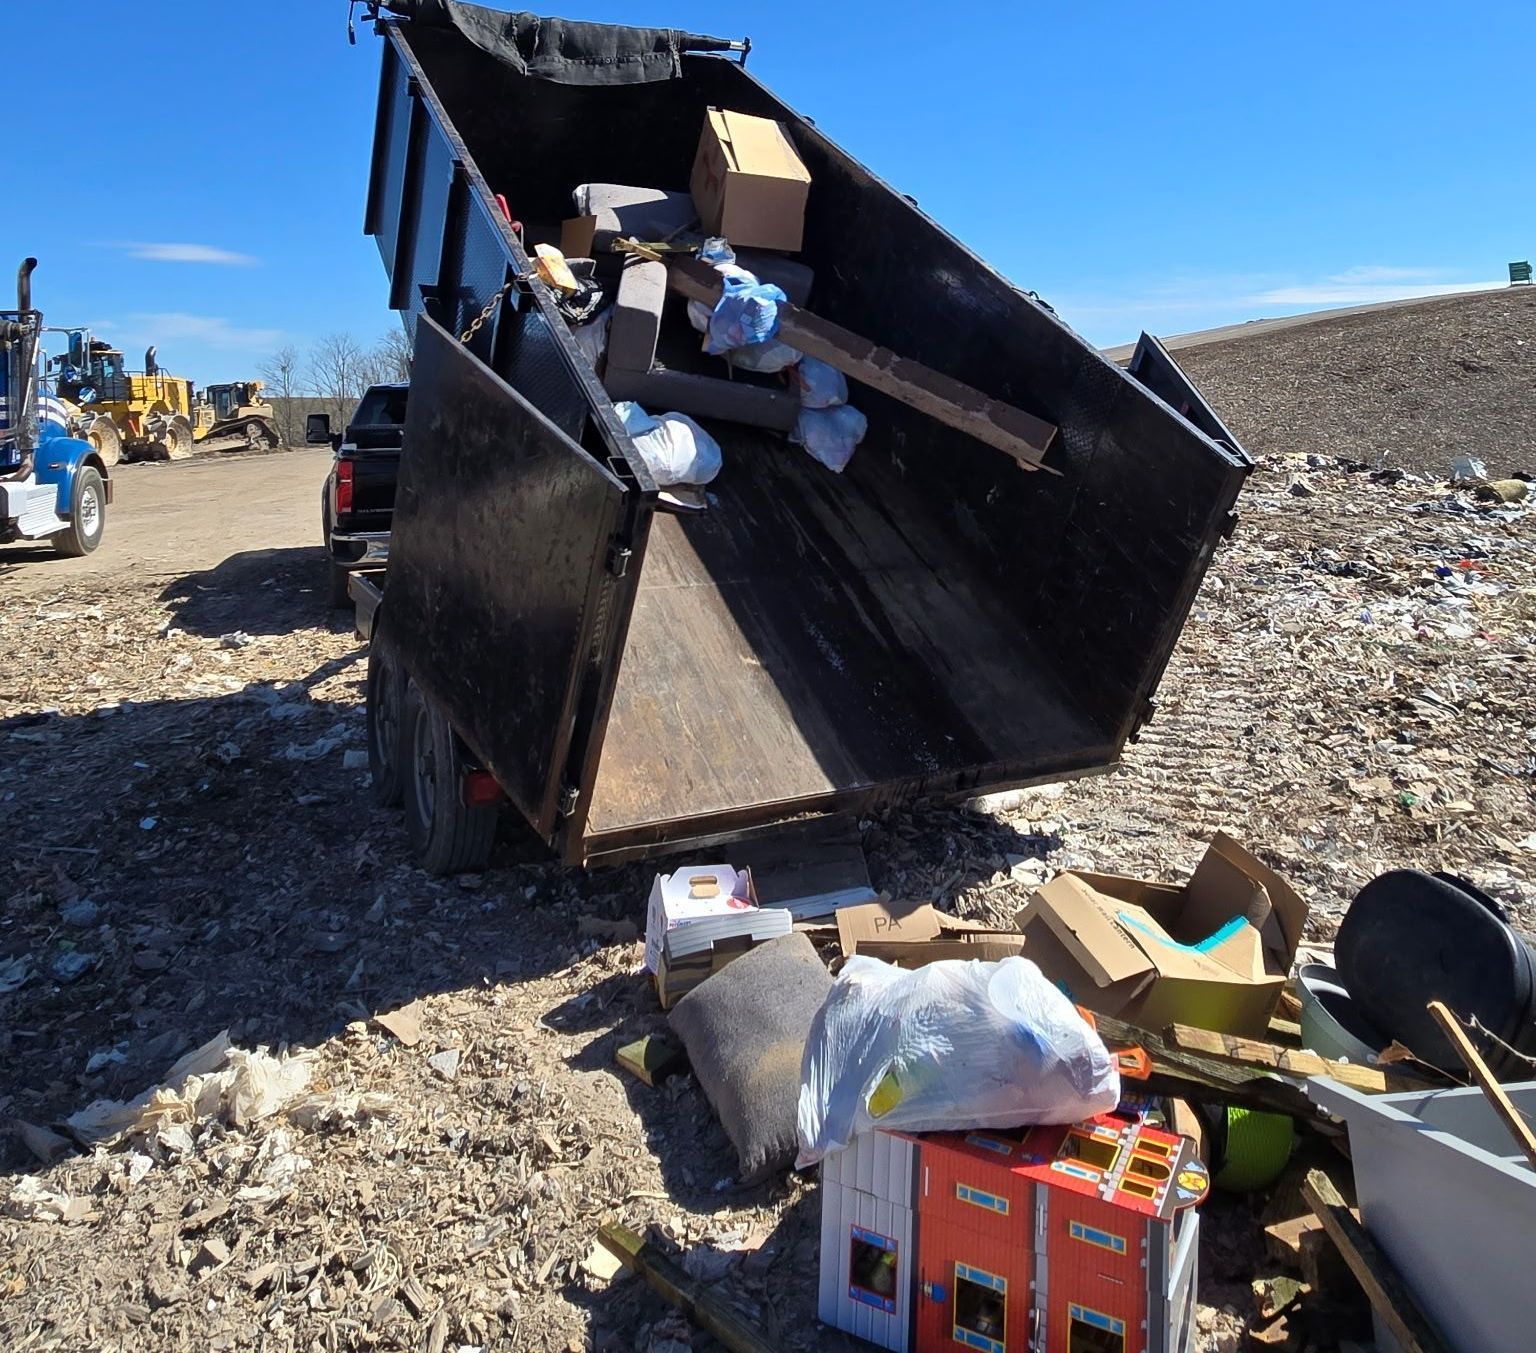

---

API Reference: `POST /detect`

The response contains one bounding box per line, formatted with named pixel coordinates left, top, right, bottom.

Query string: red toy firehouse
left=819, top=1110, right=1209, bottom=1353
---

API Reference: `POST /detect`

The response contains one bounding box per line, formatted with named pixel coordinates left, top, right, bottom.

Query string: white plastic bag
left=796, top=955, right=1121, bottom=1167
left=791, top=403, right=867, bottom=473
left=613, top=401, right=722, bottom=488
left=789, top=355, right=847, bottom=409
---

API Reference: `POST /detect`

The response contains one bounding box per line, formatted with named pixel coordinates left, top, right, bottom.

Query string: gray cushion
left=606, top=255, right=668, bottom=375
left=573, top=183, right=697, bottom=251
left=603, top=367, right=800, bottom=433
left=668, top=932, right=833, bottom=1181
left=735, top=251, right=814, bottom=306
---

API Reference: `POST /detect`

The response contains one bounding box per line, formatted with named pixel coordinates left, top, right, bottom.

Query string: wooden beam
left=1088, top=1012, right=1323, bottom=1121
left=596, top=1223, right=779, bottom=1353
left=1165, top=1024, right=1422, bottom=1095
left=1301, top=1170, right=1452, bottom=1353
left=1427, top=999, right=1536, bottom=1170
left=663, top=256, right=1058, bottom=471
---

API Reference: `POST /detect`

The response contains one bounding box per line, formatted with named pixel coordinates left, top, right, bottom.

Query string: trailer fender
left=33, top=427, right=110, bottom=515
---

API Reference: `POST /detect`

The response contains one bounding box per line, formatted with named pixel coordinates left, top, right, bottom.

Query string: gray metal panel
left=387, top=315, right=626, bottom=839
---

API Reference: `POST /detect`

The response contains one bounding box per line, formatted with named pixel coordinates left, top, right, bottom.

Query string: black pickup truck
left=309, top=381, right=408, bottom=605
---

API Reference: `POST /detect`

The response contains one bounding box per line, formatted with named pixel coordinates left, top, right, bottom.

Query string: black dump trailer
left=355, top=2, right=1251, bottom=870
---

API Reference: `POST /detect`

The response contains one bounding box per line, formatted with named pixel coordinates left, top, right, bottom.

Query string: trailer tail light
left=335, top=459, right=354, bottom=515
left=461, top=770, right=502, bottom=808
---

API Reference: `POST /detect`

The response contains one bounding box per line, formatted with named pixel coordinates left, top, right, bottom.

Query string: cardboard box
left=559, top=214, right=597, bottom=259
left=837, top=896, right=1026, bottom=968
left=1014, top=833, right=1308, bottom=1037
left=690, top=108, right=811, bottom=253
left=645, top=863, right=793, bottom=1008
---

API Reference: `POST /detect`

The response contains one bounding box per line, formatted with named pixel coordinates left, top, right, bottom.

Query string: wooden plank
left=615, top=1034, right=688, bottom=1088
left=597, top=1223, right=779, bottom=1353
left=1165, top=1023, right=1411, bottom=1094
left=663, top=256, right=1058, bottom=470
left=1301, top=1170, right=1452, bottom=1353
left=1427, top=999, right=1536, bottom=1170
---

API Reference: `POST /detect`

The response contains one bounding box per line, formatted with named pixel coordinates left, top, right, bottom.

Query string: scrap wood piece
left=615, top=1034, right=689, bottom=1088
left=596, top=1222, right=778, bottom=1353
left=1301, top=1170, right=1452, bottom=1353
left=1426, top=999, right=1536, bottom=1170
left=1090, top=1011, right=1322, bottom=1121
left=663, top=255, right=1058, bottom=471
left=1165, top=1023, right=1428, bottom=1094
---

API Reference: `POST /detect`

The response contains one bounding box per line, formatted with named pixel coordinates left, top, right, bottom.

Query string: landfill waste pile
left=1, top=446, right=1530, bottom=1350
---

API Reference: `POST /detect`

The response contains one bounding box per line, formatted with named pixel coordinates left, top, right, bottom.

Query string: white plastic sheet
left=796, top=954, right=1121, bottom=1167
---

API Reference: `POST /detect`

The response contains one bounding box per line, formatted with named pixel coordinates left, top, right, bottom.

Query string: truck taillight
left=335, top=459, right=354, bottom=515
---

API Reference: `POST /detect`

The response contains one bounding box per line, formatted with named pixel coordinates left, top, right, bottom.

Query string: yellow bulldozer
left=48, top=330, right=281, bottom=462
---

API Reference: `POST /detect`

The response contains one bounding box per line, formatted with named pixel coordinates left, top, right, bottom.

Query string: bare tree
left=306, top=332, right=371, bottom=430
left=373, top=325, right=412, bottom=383
left=257, top=344, right=303, bottom=445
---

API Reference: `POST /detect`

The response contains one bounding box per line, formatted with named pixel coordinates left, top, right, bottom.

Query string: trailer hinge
left=1220, top=511, right=1240, bottom=540
left=605, top=542, right=633, bottom=578
left=558, top=785, right=580, bottom=817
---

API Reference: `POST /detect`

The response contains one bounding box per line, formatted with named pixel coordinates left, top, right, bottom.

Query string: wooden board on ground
left=1165, top=1023, right=1428, bottom=1094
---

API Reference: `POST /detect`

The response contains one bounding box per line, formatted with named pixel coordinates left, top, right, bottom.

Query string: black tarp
left=390, top=2, right=719, bottom=84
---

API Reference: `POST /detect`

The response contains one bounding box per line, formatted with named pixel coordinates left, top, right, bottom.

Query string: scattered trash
left=58, top=897, right=100, bottom=927
left=427, top=1048, right=462, bottom=1082
left=1475, top=477, right=1530, bottom=503
left=702, top=272, right=788, bottom=355
left=15, top=1120, right=71, bottom=1165
left=615, top=1033, right=689, bottom=1088
left=66, top=1031, right=316, bottom=1148
left=372, top=1000, right=425, bottom=1047
left=0, top=955, right=32, bottom=993
left=1450, top=454, right=1488, bottom=482
left=836, top=895, right=1025, bottom=966
left=341, top=748, right=369, bottom=770
left=49, top=949, right=95, bottom=984
left=796, top=953, right=1121, bottom=1167
left=218, top=631, right=252, bottom=649
left=787, top=355, right=847, bottom=409
left=4, top=1176, right=94, bottom=1224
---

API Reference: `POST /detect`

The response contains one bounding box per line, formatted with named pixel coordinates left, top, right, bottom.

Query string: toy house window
left=953, top=1264, right=1007, bottom=1353
left=1118, top=1176, right=1158, bottom=1200
left=1069, top=1221, right=1127, bottom=1255
left=1060, top=1131, right=1122, bottom=1173
left=848, top=1227, right=899, bottom=1314
left=1127, top=1155, right=1171, bottom=1182
left=956, top=1183, right=1010, bottom=1215
left=1067, top=1303, right=1126, bottom=1353
left=1135, top=1138, right=1173, bottom=1158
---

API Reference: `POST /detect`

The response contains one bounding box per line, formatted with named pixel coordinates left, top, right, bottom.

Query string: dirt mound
left=1175, top=287, right=1536, bottom=477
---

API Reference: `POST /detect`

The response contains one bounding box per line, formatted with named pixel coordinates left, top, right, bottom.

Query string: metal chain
left=460, top=281, right=514, bottom=344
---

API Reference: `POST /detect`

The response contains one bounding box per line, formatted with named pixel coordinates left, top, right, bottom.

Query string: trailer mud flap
left=386, top=314, right=632, bottom=842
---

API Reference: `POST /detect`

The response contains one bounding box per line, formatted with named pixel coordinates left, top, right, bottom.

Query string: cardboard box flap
left=709, top=108, right=811, bottom=183
left=1021, top=876, right=1155, bottom=988
left=838, top=898, right=1019, bottom=959
left=1110, top=902, right=1256, bottom=983
left=1184, top=832, right=1307, bottom=974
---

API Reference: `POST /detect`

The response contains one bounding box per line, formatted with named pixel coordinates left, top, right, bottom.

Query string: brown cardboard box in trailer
left=1013, top=832, right=1308, bottom=1037
left=690, top=107, right=811, bottom=252
left=837, top=896, right=1026, bottom=968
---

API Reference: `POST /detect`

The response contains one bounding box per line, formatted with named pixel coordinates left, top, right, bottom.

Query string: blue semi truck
left=1, top=259, right=111, bottom=557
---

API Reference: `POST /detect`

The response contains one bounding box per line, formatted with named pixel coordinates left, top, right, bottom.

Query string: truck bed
left=587, top=428, right=1108, bottom=848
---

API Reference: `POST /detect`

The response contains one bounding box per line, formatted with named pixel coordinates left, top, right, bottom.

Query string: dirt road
left=1, top=446, right=332, bottom=594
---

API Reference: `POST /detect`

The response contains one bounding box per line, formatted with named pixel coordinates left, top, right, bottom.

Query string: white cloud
left=1249, top=278, right=1503, bottom=306
left=119, top=312, right=283, bottom=352
left=120, top=242, right=258, bottom=266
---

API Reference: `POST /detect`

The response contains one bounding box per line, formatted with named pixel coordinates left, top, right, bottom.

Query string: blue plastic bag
left=789, top=356, right=847, bottom=409
left=791, top=403, right=867, bottom=473
left=705, top=274, right=788, bottom=355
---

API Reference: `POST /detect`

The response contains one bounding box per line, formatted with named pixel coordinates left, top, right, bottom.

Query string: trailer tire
left=54, top=466, right=106, bottom=557
left=366, top=623, right=407, bottom=808
left=402, top=683, right=497, bottom=874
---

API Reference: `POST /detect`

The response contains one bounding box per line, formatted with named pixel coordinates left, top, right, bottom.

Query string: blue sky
left=2, top=1, right=1527, bottom=384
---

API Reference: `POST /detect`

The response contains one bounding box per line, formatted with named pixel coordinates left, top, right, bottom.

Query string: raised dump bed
left=358, top=3, right=1250, bottom=868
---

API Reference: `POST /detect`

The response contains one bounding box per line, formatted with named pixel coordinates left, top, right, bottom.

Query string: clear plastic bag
left=796, top=954, right=1121, bottom=1167
left=726, top=340, right=801, bottom=374
left=613, top=401, right=722, bottom=487
left=790, top=403, right=868, bottom=473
